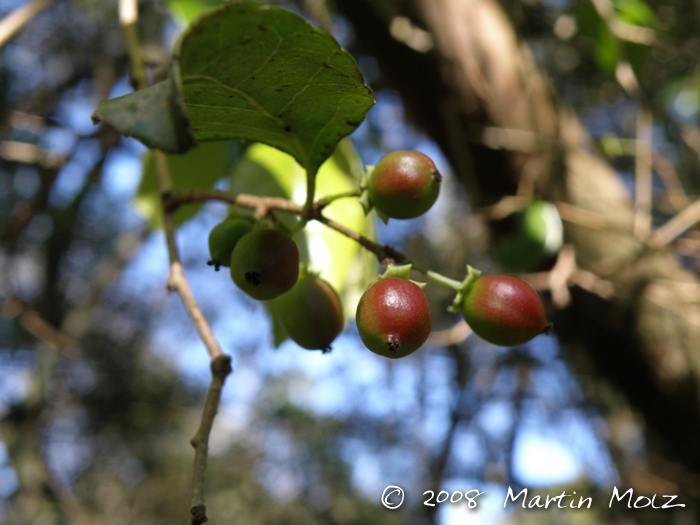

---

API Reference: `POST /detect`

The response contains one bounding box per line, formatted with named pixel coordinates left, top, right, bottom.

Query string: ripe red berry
left=230, top=228, right=299, bottom=300
left=274, top=272, right=344, bottom=352
left=460, top=274, right=550, bottom=346
left=356, top=277, right=432, bottom=358
left=366, top=151, right=442, bottom=219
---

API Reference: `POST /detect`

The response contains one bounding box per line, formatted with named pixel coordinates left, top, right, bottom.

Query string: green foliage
left=91, top=77, right=196, bottom=154
left=94, top=1, right=376, bottom=183
left=575, top=0, right=657, bottom=78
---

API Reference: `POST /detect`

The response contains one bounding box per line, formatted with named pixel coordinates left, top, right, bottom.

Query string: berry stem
left=315, top=189, right=361, bottom=208
left=303, top=166, right=318, bottom=214
left=410, top=263, right=462, bottom=291
left=167, top=188, right=474, bottom=296
left=448, top=265, right=482, bottom=313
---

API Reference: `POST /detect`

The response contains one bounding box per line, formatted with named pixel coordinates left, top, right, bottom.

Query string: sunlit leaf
left=163, top=0, right=226, bottom=22
left=615, top=0, right=657, bottom=28
left=134, top=141, right=233, bottom=228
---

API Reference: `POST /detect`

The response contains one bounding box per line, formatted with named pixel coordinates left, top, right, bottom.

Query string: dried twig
left=0, top=0, right=53, bottom=49
left=116, top=1, right=231, bottom=522
left=154, top=150, right=231, bottom=524
left=648, top=198, right=700, bottom=249
left=634, top=106, right=653, bottom=239
left=1, top=299, right=80, bottom=356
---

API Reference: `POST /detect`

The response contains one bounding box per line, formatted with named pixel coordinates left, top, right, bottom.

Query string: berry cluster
left=207, top=151, right=551, bottom=358
left=207, top=217, right=343, bottom=353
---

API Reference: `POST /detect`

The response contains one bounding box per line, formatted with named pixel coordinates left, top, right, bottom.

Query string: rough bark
left=334, top=0, right=700, bottom=489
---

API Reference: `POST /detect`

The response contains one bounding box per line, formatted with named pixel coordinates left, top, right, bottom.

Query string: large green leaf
left=93, top=1, right=375, bottom=180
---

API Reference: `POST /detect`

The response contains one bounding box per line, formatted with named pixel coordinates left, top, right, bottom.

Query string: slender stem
left=0, top=0, right=53, bottom=50
left=315, top=213, right=466, bottom=292
left=119, top=0, right=148, bottom=90
left=172, top=189, right=303, bottom=215
left=153, top=153, right=230, bottom=524
left=412, top=265, right=463, bottom=291
left=316, top=214, right=405, bottom=263
left=118, top=3, right=230, bottom=522
left=189, top=354, right=232, bottom=524
left=304, top=167, right=317, bottom=213
left=316, top=189, right=361, bottom=208
left=170, top=188, right=471, bottom=293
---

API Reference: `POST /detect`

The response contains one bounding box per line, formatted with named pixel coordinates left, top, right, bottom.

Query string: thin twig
left=189, top=354, right=232, bottom=525
left=119, top=0, right=148, bottom=90
left=1, top=299, right=80, bottom=356
left=651, top=152, right=689, bottom=212
left=0, top=0, right=53, bottom=49
left=634, top=106, right=653, bottom=239
left=154, top=151, right=230, bottom=523
left=648, top=198, right=700, bottom=249
left=170, top=188, right=304, bottom=215
left=117, top=1, right=231, bottom=521
left=315, top=213, right=404, bottom=263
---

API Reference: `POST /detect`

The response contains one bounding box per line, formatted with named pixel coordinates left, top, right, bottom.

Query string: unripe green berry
left=208, top=217, right=254, bottom=270
left=356, top=277, right=432, bottom=359
left=366, top=150, right=441, bottom=220
left=230, top=228, right=299, bottom=300
left=460, top=274, right=550, bottom=346
left=274, top=272, right=343, bottom=352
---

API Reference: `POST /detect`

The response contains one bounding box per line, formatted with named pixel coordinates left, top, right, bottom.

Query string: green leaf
left=163, top=0, right=226, bottom=22
left=595, top=23, right=620, bottom=76
left=92, top=77, right=196, bottom=153
left=175, top=1, right=375, bottom=177
left=615, top=0, right=657, bottom=28
left=134, top=141, right=232, bottom=228
left=94, top=1, right=375, bottom=181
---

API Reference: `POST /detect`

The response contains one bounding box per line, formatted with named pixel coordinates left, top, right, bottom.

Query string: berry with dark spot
left=230, top=228, right=299, bottom=300
left=207, top=217, right=254, bottom=270
left=356, top=277, right=432, bottom=358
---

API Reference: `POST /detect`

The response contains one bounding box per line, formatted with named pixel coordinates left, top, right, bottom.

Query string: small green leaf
left=595, top=24, right=620, bottom=76
left=92, top=77, right=196, bottom=153
left=615, top=0, right=657, bottom=28
left=134, top=141, right=232, bottom=228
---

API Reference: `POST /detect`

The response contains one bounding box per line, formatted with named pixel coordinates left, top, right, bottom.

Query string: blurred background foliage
left=0, top=0, right=699, bottom=523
